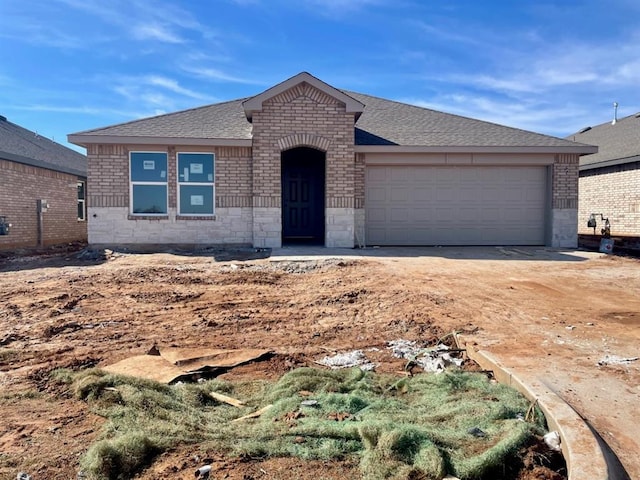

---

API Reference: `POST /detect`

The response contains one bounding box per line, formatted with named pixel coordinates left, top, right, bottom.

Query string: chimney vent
left=612, top=102, right=618, bottom=125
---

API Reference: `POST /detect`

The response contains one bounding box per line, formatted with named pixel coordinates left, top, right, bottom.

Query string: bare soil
left=1, top=245, right=638, bottom=480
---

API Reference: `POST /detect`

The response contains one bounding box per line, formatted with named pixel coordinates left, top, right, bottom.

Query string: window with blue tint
left=130, top=152, right=168, bottom=215
left=178, top=153, right=214, bottom=183
left=132, top=185, right=168, bottom=214
left=131, top=152, right=168, bottom=182
left=179, top=185, right=215, bottom=215
left=177, top=152, right=215, bottom=215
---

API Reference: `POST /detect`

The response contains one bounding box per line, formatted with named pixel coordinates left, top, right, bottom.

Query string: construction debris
left=316, top=350, right=376, bottom=371
left=597, top=355, right=639, bottom=366
left=231, top=404, right=273, bottom=423
left=207, top=392, right=245, bottom=407
left=103, top=347, right=272, bottom=383
left=387, top=340, right=464, bottom=373
left=543, top=431, right=562, bottom=452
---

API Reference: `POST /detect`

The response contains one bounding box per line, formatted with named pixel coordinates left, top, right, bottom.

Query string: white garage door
left=365, top=165, right=547, bottom=246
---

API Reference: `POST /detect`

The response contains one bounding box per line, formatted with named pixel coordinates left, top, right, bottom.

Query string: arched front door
left=281, top=147, right=325, bottom=245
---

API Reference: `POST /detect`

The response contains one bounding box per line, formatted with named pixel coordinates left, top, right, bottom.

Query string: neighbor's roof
left=0, top=116, right=87, bottom=177
left=567, top=112, right=640, bottom=170
left=69, top=76, right=595, bottom=154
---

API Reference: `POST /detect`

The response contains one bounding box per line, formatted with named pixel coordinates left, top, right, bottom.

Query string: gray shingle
left=348, top=91, right=582, bottom=147
left=75, top=99, right=252, bottom=140
left=71, top=86, right=586, bottom=149
left=567, top=113, right=640, bottom=168
left=0, top=117, right=86, bottom=176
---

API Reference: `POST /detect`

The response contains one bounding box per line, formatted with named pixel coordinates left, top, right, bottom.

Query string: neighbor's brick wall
left=0, top=158, right=86, bottom=250
left=552, top=153, right=579, bottom=209
left=86, top=144, right=252, bottom=210
left=251, top=82, right=357, bottom=208
left=578, top=164, right=640, bottom=235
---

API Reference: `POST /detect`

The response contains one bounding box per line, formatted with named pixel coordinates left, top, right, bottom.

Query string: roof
left=69, top=73, right=596, bottom=154
left=1, top=116, right=87, bottom=177
left=567, top=112, right=640, bottom=170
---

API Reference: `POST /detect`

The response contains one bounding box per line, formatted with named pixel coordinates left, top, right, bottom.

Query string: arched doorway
left=281, top=147, right=326, bottom=245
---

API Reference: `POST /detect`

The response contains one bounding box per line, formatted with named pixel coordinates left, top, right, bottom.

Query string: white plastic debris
left=317, top=350, right=376, bottom=371
left=387, top=340, right=463, bottom=373
left=598, top=355, right=639, bottom=366
left=543, top=431, right=561, bottom=452
left=17, top=474, right=32, bottom=480
left=195, top=464, right=212, bottom=479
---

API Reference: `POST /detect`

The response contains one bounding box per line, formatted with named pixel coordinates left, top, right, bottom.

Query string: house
left=68, top=72, right=596, bottom=249
left=567, top=112, right=640, bottom=237
left=0, top=115, right=88, bottom=250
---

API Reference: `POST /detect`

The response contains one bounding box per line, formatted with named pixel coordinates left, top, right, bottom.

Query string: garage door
left=365, top=166, right=547, bottom=246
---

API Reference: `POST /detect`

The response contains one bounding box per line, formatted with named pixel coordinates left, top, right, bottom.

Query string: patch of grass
left=60, top=367, right=546, bottom=480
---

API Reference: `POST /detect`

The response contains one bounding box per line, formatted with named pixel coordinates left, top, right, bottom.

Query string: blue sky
left=1, top=0, right=639, bottom=153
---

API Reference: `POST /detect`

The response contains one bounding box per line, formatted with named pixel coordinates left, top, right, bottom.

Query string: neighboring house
left=568, top=112, right=640, bottom=236
left=68, top=72, right=595, bottom=249
left=0, top=115, right=88, bottom=250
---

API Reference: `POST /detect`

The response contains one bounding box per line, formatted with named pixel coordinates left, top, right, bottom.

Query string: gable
left=242, top=72, right=364, bottom=122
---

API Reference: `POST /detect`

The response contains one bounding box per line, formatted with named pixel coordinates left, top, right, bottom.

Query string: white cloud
left=133, top=24, right=185, bottom=43
left=145, top=75, right=211, bottom=100
left=180, top=66, right=265, bottom=85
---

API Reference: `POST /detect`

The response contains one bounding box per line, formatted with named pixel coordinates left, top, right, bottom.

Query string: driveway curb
left=459, top=340, right=608, bottom=480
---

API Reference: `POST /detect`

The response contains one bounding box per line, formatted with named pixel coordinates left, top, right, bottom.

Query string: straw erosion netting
left=54, top=366, right=547, bottom=480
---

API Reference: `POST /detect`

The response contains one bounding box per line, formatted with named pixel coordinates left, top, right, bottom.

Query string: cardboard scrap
left=103, top=355, right=189, bottom=384
left=102, top=347, right=273, bottom=384
left=160, top=347, right=272, bottom=369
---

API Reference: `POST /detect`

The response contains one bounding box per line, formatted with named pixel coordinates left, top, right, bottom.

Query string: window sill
left=128, top=215, right=169, bottom=221
left=176, top=215, right=216, bottom=221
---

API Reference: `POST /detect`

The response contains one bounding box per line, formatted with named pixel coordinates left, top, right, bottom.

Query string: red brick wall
left=0, top=158, right=87, bottom=250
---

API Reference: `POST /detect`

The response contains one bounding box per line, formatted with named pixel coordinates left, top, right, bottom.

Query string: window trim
left=129, top=151, right=169, bottom=216
left=176, top=151, right=215, bottom=216
left=77, top=180, right=86, bottom=221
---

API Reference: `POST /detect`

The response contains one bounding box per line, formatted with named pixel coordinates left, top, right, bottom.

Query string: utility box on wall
left=0, top=216, right=11, bottom=235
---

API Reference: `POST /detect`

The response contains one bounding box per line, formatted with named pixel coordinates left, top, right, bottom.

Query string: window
left=130, top=152, right=168, bottom=215
left=177, top=152, right=215, bottom=215
left=77, top=181, right=86, bottom=221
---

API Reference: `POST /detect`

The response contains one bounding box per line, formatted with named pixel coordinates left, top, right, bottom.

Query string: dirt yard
left=0, top=245, right=638, bottom=480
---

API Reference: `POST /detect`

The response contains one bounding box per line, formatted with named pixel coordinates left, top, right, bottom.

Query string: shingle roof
left=566, top=113, right=640, bottom=169
left=0, top=116, right=87, bottom=176
left=69, top=82, right=590, bottom=151
left=347, top=91, right=583, bottom=148
left=73, top=99, right=252, bottom=140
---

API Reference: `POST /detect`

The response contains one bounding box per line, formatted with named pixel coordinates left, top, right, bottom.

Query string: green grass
left=52, top=367, right=546, bottom=480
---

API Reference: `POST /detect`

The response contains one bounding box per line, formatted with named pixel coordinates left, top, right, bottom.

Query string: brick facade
left=550, top=153, right=580, bottom=248
left=0, top=159, right=87, bottom=250
left=579, top=163, right=640, bottom=235
left=78, top=76, right=584, bottom=249
left=250, top=82, right=357, bottom=247
left=85, top=144, right=254, bottom=245
left=552, top=154, right=579, bottom=209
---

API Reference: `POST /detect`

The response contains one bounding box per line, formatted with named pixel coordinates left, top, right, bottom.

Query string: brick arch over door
left=277, top=134, right=331, bottom=153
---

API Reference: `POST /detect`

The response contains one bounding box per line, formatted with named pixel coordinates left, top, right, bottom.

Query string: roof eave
left=354, top=145, right=599, bottom=154
left=580, top=154, right=640, bottom=171
left=0, top=150, right=86, bottom=177
left=68, top=134, right=252, bottom=148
